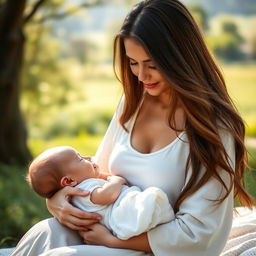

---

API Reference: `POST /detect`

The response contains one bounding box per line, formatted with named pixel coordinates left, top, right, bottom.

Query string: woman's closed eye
left=129, top=61, right=137, bottom=66
left=129, top=62, right=157, bottom=70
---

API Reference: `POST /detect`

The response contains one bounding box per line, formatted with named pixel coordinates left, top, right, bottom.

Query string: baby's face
left=65, top=149, right=100, bottom=183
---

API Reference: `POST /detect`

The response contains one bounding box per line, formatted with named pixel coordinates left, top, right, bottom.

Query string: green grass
left=29, top=132, right=103, bottom=157
left=0, top=164, right=50, bottom=248
left=223, top=63, right=256, bottom=135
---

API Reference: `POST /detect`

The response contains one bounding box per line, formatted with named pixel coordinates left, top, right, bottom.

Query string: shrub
left=44, top=108, right=112, bottom=139
left=0, top=164, right=50, bottom=248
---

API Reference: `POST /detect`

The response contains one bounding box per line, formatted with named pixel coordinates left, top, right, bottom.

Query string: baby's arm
left=90, top=176, right=127, bottom=205
left=97, top=172, right=111, bottom=180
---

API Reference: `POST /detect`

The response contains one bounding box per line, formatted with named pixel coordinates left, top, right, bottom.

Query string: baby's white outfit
left=72, top=178, right=173, bottom=240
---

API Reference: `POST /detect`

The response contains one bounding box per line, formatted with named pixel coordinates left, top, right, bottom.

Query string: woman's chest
left=108, top=132, right=189, bottom=206
left=131, top=101, right=185, bottom=154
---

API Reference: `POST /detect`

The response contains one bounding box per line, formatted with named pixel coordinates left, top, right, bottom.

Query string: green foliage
left=29, top=132, right=104, bottom=157
left=248, top=147, right=256, bottom=170
left=188, top=3, right=209, bottom=31
left=0, top=164, right=50, bottom=248
left=208, top=34, right=244, bottom=61
left=223, top=64, right=256, bottom=136
left=246, top=120, right=256, bottom=137
left=244, top=146, right=256, bottom=200
left=44, top=108, right=112, bottom=139
left=21, top=24, right=81, bottom=130
left=249, top=35, right=256, bottom=60
left=207, top=18, right=244, bottom=61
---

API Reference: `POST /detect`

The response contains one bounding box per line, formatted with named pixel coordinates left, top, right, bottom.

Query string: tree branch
left=37, top=0, right=104, bottom=23
left=23, top=0, right=47, bottom=25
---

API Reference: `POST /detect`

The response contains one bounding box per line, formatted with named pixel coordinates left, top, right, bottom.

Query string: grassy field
left=223, top=63, right=256, bottom=136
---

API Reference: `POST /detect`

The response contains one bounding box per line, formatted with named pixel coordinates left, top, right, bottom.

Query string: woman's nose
left=138, top=66, right=149, bottom=82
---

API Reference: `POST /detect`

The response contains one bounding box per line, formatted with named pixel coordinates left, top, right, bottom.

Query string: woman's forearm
left=108, top=232, right=152, bottom=253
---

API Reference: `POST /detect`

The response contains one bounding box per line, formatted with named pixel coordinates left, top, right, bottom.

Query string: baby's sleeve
left=72, top=179, right=108, bottom=212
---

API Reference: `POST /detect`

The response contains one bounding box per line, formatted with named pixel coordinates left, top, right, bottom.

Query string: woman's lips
left=144, top=82, right=159, bottom=89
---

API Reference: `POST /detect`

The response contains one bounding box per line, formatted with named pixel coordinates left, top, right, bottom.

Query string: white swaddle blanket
left=72, top=178, right=173, bottom=240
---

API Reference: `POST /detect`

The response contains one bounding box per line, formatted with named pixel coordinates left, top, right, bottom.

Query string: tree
left=207, top=18, right=244, bottom=61
left=188, top=3, right=209, bottom=32
left=0, top=0, right=104, bottom=165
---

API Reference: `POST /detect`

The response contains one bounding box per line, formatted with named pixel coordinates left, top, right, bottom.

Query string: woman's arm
left=46, top=186, right=102, bottom=230
left=108, top=231, right=152, bottom=252
left=79, top=223, right=152, bottom=253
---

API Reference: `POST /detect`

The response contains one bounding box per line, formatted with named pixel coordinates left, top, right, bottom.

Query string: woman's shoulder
left=115, top=95, right=125, bottom=116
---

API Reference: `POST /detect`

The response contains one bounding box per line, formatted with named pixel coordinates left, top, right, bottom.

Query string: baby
left=27, top=146, right=173, bottom=240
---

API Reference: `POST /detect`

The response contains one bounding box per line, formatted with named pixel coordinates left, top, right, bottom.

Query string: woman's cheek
left=130, top=66, right=138, bottom=77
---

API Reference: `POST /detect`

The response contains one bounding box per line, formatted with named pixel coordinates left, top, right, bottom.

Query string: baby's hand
left=107, top=175, right=128, bottom=185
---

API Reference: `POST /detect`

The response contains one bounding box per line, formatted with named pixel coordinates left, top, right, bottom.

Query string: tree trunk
left=0, top=0, right=32, bottom=165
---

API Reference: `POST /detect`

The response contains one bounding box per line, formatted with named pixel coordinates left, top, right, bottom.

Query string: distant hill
left=181, top=0, right=256, bottom=16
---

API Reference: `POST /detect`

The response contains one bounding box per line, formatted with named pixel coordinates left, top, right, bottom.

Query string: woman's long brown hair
left=113, top=0, right=254, bottom=211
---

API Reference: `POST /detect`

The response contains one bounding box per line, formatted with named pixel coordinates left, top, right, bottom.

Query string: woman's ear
left=60, top=176, right=78, bottom=187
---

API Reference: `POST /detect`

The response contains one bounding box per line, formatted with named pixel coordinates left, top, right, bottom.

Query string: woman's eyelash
left=129, top=62, right=157, bottom=69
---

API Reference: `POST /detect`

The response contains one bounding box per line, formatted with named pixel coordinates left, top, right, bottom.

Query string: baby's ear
left=60, top=176, right=78, bottom=187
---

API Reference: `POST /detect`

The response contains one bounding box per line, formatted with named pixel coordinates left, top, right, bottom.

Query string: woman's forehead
left=124, top=38, right=151, bottom=61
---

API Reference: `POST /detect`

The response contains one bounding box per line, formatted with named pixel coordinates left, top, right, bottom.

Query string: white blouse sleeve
left=147, top=131, right=235, bottom=256
left=93, top=96, right=124, bottom=172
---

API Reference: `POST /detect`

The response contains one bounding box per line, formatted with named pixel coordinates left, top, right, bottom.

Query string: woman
left=11, top=0, right=254, bottom=255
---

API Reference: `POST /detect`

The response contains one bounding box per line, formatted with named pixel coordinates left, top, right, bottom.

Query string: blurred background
left=0, top=0, right=255, bottom=248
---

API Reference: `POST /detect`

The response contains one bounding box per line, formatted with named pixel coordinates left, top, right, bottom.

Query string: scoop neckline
left=128, top=97, right=185, bottom=156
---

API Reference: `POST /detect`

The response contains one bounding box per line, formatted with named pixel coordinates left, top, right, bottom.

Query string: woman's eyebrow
left=126, top=55, right=152, bottom=63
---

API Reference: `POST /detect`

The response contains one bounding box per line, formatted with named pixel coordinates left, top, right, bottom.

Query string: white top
left=94, top=97, right=235, bottom=256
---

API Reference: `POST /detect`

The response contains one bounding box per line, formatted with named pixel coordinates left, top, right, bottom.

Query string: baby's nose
left=83, top=156, right=92, bottom=161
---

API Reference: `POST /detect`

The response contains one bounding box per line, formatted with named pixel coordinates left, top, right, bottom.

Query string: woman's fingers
left=78, top=224, right=113, bottom=245
left=60, top=199, right=102, bottom=220
left=47, top=185, right=102, bottom=230
left=58, top=207, right=100, bottom=230
left=55, top=201, right=101, bottom=230
left=64, top=216, right=98, bottom=231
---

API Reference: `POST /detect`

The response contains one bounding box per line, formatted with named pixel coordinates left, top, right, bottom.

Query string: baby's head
left=27, top=146, right=99, bottom=198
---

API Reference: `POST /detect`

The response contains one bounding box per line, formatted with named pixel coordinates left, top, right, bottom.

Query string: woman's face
left=124, top=37, right=171, bottom=100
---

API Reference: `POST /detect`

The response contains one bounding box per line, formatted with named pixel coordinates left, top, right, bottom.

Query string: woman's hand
left=79, top=223, right=152, bottom=252
left=46, top=186, right=102, bottom=231
left=79, top=223, right=115, bottom=246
